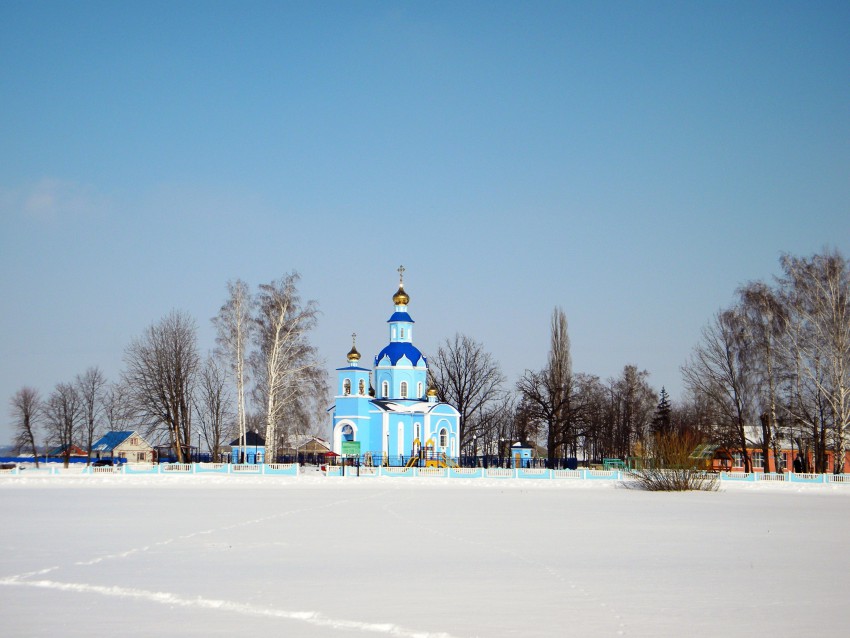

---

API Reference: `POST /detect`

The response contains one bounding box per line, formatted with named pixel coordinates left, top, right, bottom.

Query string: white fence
left=2, top=463, right=849, bottom=485
left=0, top=462, right=298, bottom=477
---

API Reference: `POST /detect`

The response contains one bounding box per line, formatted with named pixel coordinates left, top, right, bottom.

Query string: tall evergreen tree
left=652, top=387, right=672, bottom=436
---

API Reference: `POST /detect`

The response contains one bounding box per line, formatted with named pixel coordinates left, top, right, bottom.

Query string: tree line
left=10, top=250, right=847, bottom=472
left=429, top=249, right=849, bottom=474
left=9, top=272, right=327, bottom=466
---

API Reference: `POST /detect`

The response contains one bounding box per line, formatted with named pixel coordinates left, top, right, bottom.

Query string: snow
left=1, top=473, right=849, bottom=637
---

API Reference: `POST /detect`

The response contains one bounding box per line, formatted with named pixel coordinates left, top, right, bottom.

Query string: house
left=329, top=269, right=461, bottom=466
left=229, top=431, right=266, bottom=464
left=278, top=435, right=331, bottom=464
left=46, top=443, right=87, bottom=459
left=91, top=431, right=154, bottom=463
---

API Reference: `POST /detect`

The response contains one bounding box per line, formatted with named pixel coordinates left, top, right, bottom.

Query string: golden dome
left=427, top=386, right=438, bottom=398
left=393, top=284, right=409, bottom=306
left=347, top=333, right=360, bottom=362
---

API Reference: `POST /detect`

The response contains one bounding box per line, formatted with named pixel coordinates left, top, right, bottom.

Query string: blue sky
left=2, top=1, right=849, bottom=444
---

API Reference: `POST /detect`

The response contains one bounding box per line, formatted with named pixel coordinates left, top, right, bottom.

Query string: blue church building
left=330, top=270, right=461, bottom=465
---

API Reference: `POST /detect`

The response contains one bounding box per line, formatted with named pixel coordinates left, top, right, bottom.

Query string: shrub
left=627, top=432, right=718, bottom=491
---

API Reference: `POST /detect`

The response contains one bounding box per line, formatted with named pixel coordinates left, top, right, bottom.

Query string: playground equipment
left=404, top=438, right=458, bottom=468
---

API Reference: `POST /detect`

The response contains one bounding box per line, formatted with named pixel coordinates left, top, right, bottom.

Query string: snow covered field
left=1, top=474, right=848, bottom=637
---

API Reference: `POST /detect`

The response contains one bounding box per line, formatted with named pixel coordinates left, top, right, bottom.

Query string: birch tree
left=124, top=310, right=199, bottom=462
left=738, top=282, right=787, bottom=472
left=212, top=279, right=252, bottom=461
left=251, top=273, right=324, bottom=461
left=76, top=366, right=106, bottom=464
left=681, top=309, right=755, bottom=472
left=10, top=387, right=42, bottom=467
left=779, top=250, right=850, bottom=473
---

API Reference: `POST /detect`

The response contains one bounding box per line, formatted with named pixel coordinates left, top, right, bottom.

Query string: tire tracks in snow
left=0, top=576, right=460, bottom=638
left=3, top=487, right=464, bottom=638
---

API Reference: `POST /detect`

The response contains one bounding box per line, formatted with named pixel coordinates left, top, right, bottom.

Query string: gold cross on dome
left=351, top=332, right=357, bottom=346
left=397, top=265, right=405, bottom=283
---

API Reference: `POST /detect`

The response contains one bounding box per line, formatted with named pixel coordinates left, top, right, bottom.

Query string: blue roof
left=91, top=431, right=135, bottom=452
left=387, top=312, right=414, bottom=323
left=230, top=431, right=266, bottom=447
left=375, top=342, right=426, bottom=366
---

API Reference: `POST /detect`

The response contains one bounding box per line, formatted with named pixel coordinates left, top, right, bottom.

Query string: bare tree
left=212, top=279, right=252, bottom=461
left=600, top=366, right=657, bottom=460
left=738, top=282, right=788, bottom=472
left=251, top=273, right=325, bottom=461
left=76, top=366, right=107, bottom=464
left=124, top=310, right=199, bottom=462
left=194, top=354, right=234, bottom=462
left=430, top=333, right=505, bottom=450
left=10, top=387, right=42, bottom=467
left=779, top=250, right=850, bottom=473
left=45, top=382, right=82, bottom=467
left=102, top=381, right=135, bottom=433
left=682, top=309, right=755, bottom=472
left=517, top=307, right=581, bottom=466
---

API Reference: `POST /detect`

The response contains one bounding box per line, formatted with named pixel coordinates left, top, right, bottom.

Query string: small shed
left=510, top=442, right=534, bottom=468
left=91, top=431, right=154, bottom=463
left=230, top=431, right=266, bottom=464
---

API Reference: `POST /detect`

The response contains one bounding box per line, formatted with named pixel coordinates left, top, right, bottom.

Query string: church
left=330, top=268, right=461, bottom=465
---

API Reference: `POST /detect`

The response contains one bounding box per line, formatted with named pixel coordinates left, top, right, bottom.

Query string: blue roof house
left=330, top=269, right=461, bottom=466
left=91, top=431, right=154, bottom=463
left=229, top=431, right=266, bottom=464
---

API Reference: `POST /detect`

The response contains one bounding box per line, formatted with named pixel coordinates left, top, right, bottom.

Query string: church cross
left=397, top=265, right=405, bottom=284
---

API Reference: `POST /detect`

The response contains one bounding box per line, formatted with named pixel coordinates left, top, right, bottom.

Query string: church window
left=400, top=381, right=408, bottom=399
left=400, top=328, right=405, bottom=339
left=358, top=379, right=365, bottom=395
left=439, top=428, right=448, bottom=448
left=417, top=382, right=423, bottom=398
left=343, top=379, right=351, bottom=396
left=381, top=381, right=389, bottom=398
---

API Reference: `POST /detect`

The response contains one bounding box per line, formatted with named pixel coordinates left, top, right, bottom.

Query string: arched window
left=381, top=381, right=389, bottom=398
left=341, top=424, right=354, bottom=441
left=417, top=382, right=423, bottom=398
left=400, top=381, right=408, bottom=399
left=439, top=428, right=448, bottom=448
left=358, top=379, right=365, bottom=395
left=400, top=328, right=405, bottom=339
left=343, top=379, right=351, bottom=396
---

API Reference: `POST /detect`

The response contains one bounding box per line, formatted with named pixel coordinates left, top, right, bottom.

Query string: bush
left=627, top=432, right=718, bottom=492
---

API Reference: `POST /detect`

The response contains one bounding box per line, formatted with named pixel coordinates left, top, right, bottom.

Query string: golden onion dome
left=347, top=333, right=361, bottom=362
left=427, top=386, right=438, bottom=398
left=393, top=284, right=409, bottom=306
